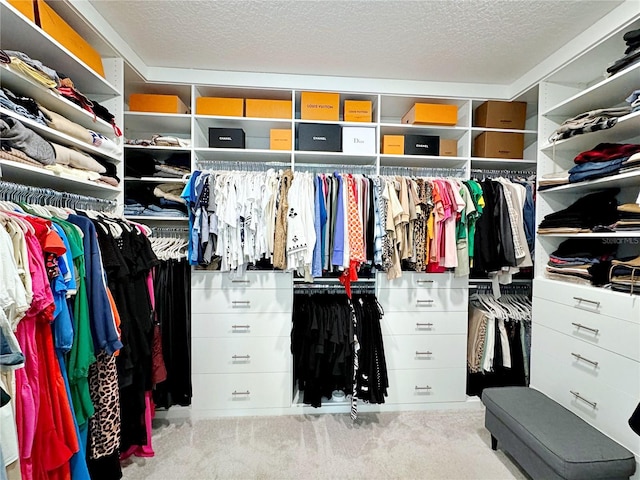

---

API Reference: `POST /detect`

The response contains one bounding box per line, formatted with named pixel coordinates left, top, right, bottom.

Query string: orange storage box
left=196, top=97, right=243, bottom=116
left=440, top=139, right=458, bottom=157
left=36, top=0, right=105, bottom=77
left=129, top=94, right=190, bottom=114
left=382, top=135, right=404, bottom=155
left=246, top=99, right=292, bottom=119
left=7, top=0, right=35, bottom=21
left=344, top=100, right=372, bottom=122
left=401, top=103, right=458, bottom=126
left=301, top=92, right=340, bottom=121
left=270, top=129, right=292, bottom=150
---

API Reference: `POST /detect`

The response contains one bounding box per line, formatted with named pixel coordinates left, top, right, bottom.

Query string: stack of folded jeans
left=124, top=184, right=188, bottom=218
left=537, top=189, right=619, bottom=234
left=546, top=238, right=617, bottom=286
left=569, top=143, right=640, bottom=183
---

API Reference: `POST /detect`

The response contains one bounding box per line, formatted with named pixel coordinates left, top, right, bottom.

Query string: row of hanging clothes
left=468, top=170, right=536, bottom=288
left=183, top=163, right=491, bottom=289
left=0, top=181, right=190, bottom=480
left=466, top=282, right=532, bottom=397
left=291, top=282, right=387, bottom=419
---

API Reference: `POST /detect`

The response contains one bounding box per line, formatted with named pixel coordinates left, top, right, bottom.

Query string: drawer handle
left=232, top=300, right=251, bottom=306
left=416, top=300, right=435, bottom=305
left=570, top=390, right=597, bottom=409
left=416, top=322, right=434, bottom=327
left=571, top=322, right=599, bottom=335
left=232, top=325, right=251, bottom=329
left=415, top=385, right=432, bottom=391
left=416, top=351, right=433, bottom=356
left=571, top=352, right=599, bottom=367
left=416, top=279, right=434, bottom=284
left=232, top=279, right=251, bottom=283
left=232, top=354, right=251, bottom=360
left=572, top=296, right=601, bottom=308
left=232, top=390, right=250, bottom=396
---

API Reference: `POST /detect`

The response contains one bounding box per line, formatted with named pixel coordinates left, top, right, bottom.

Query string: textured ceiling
left=89, top=0, right=624, bottom=85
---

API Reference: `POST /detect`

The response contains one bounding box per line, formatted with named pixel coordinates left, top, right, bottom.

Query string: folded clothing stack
left=124, top=183, right=187, bottom=218
left=609, top=256, right=640, bottom=294
left=125, top=134, right=191, bottom=148
left=607, top=28, right=640, bottom=77
left=537, top=189, right=619, bottom=234
left=546, top=238, right=617, bottom=286
left=538, top=171, right=570, bottom=190
left=568, top=143, right=640, bottom=183
left=613, top=203, right=640, bottom=232
left=627, top=89, right=640, bottom=114
left=125, top=150, right=190, bottom=178
left=548, top=106, right=630, bottom=143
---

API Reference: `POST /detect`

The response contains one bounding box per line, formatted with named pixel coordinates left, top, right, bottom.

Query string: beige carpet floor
left=121, top=408, right=529, bottom=480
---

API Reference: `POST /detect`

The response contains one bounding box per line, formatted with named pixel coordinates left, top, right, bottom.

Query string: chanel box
left=297, top=123, right=342, bottom=152
left=404, top=134, right=440, bottom=156
left=342, top=127, right=375, bottom=154
left=208, top=127, right=246, bottom=148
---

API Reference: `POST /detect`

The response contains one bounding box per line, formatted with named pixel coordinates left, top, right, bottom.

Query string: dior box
left=297, top=123, right=342, bottom=152
left=404, top=134, right=440, bottom=156
left=342, top=127, right=375, bottom=154
left=208, top=128, right=246, bottom=148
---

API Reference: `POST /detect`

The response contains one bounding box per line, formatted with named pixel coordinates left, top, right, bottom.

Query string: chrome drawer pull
left=416, top=322, right=434, bottom=327
left=416, top=351, right=433, bottom=356
left=232, top=354, right=251, bottom=360
left=232, top=300, right=251, bottom=305
left=232, top=325, right=251, bottom=329
left=571, top=352, right=599, bottom=367
left=416, top=299, right=435, bottom=304
left=232, top=279, right=251, bottom=283
left=416, top=279, right=434, bottom=284
left=232, top=390, right=250, bottom=396
left=572, top=296, right=601, bottom=308
left=415, top=385, right=432, bottom=391
left=570, top=390, right=597, bottom=409
left=571, top=322, right=599, bottom=335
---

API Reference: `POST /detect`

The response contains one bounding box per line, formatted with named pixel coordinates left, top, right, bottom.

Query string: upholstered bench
left=482, top=387, right=636, bottom=480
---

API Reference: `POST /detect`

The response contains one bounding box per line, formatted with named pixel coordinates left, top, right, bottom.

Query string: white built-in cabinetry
left=532, top=14, right=640, bottom=473
left=0, top=0, right=124, bottom=200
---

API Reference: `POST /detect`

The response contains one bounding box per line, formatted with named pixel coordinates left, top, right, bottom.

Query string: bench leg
left=491, top=434, right=498, bottom=451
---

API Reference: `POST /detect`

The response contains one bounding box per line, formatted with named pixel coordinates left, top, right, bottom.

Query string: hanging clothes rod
left=293, top=163, right=376, bottom=175
left=196, top=160, right=291, bottom=172
left=470, top=168, right=536, bottom=178
left=0, top=180, right=117, bottom=211
left=379, top=165, right=467, bottom=177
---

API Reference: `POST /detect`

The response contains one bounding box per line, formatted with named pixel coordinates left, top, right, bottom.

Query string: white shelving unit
left=532, top=14, right=640, bottom=474
left=0, top=0, right=124, bottom=204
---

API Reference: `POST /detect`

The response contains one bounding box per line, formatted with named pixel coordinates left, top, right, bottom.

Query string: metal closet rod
left=293, top=163, right=376, bottom=175
left=470, top=168, right=536, bottom=177
left=379, top=165, right=467, bottom=177
left=0, top=180, right=117, bottom=211
left=196, top=160, right=291, bottom=172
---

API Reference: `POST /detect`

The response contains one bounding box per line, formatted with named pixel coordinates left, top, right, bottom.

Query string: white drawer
left=192, top=372, right=292, bottom=410
left=192, top=337, right=291, bottom=374
left=531, top=352, right=640, bottom=455
left=534, top=278, right=640, bottom=323
left=381, top=311, right=467, bottom=336
left=533, top=297, right=640, bottom=362
left=377, top=288, right=468, bottom=312
left=191, top=270, right=293, bottom=290
left=192, top=313, right=291, bottom=338
left=191, top=288, right=293, bottom=314
left=532, top=323, right=640, bottom=397
left=377, top=272, right=468, bottom=289
left=383, top=334, right=466, bottom=370
left=385, top=368, right=466, bottom=404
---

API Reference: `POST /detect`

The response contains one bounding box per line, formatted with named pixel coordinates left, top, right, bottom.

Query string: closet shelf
left=0, top=159, right=120, bottom=198
left=541, top=62, right=640, bottom=119
left=538, top=232, right=640, bottom=238
left=470, top=158, right=537, bottom=170
left=538, top=170, right=640, bottom=194
left=0, top=1, right=120, bottom=97
left=379, top=154, right=467, bottom=169
left=124, top=145, right=190, bottom=152
left=295, top=151, right=376, bottom=166
left=124, top=215, right=188, bottom=222
left=540, top=111, right=640, bottom=153
left=124, top=112, right=191, bottom=135
left=195, top=115, right=292, bottom=131
left=295, top=119, right=377, bottom=127
left=124, top=176, right=188, bottom=183
left=379, top=123, right=468, bottom=139
left=0, top=106, right=123, bottom=164
left=0, top=64, right=115, bottom=137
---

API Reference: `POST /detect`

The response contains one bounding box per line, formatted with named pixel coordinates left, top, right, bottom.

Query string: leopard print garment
left=88, top=350, right=120, bottom=459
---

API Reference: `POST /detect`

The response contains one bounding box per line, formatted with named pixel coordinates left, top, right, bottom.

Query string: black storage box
left=208, top=128, right=245, bottom=148
left=404, top=134, right=440, bottom=156
left=297, top=123, right=341, bottom=152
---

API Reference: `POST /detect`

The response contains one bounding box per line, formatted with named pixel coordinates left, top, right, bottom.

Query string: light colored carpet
left=121, top=408, right=529, bottom=480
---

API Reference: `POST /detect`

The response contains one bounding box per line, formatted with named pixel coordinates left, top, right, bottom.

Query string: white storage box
left=341, top=127, right=376, bottom=154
